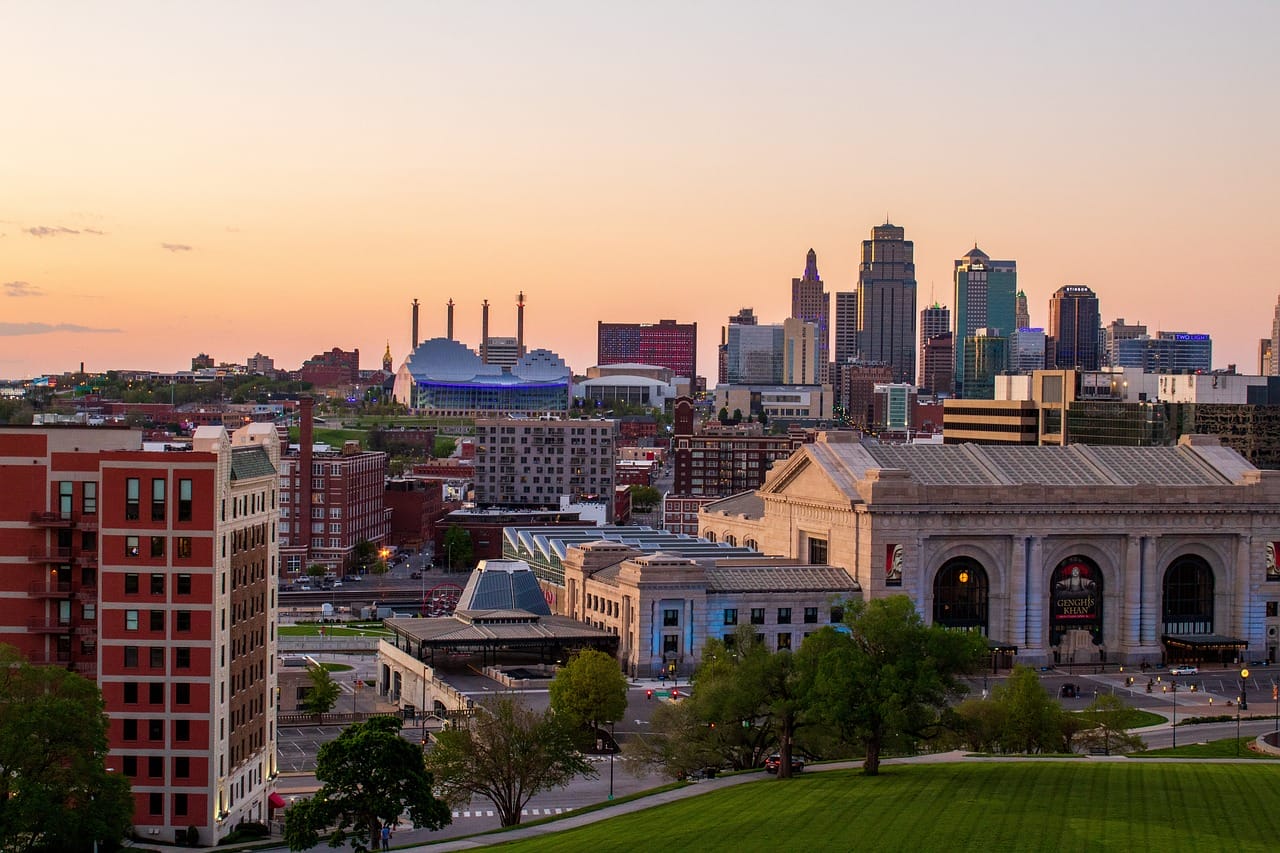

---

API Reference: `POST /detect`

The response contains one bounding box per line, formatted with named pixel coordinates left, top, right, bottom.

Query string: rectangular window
left=830, top=606, right=844, bottom=624
left=807, top=537, right=828, bottom=565
left=176, top=537, right=191, bottom=558
left=125, top=610, right=139, bottom=631
left=148, top=719, right=163, bottom=741
left=150, top=537, right=165, bottom=558
left=124, top=646, right=138, bottom=667
left=123, top=682, right=138, bottom=703
left=750, top=608, right=765, bottom=625
left=149, top=610, right=164, bottom=632
left=174, top=756, right=190, bottom=779
left=150, top=574, right=164, bottom=595
left=149, top=792, right=162, bottom=816
left=126, top=536, right=139, bottom=558
left=175, top=683, right=190, bottom=705
left=123, top=755, right=138, bottom=776
left=804, top=607, right=818, bottom=624
left=662, top=634, right=679, bottom=654
left=125, top=573, right=139, bottom=594
left=147, top=755, right=162, bottom=778
left=149, top=647, right=164, bottom=668
left=777, top=608, right=792, bottom=625
left=1268, top=601, right=1279, bottom=618
left=176, top=647, right=191, bottom=669
left=123, top=719, right=138, bottom=741
left=723, top=609, right=738, bottom=626
left=83, top=481, right=97, bottom=515
left=178, top=479, right=192, bottom=521
left=177, top=574, right=191, bottom=595
left=777, top=633, right=792, bottom=650
left=58, top=481, right=73, bottom=518
left=151, top=478, right=166, bottom=522
left=149, top=682, right=163, bottom=704
left=125, top=478, right=140, bottom=520
left=663, top=608, right=680, bottom=627
left=175, top=719, right=190, bottom=741
left=176, top=611, right=191, bottom=632
left=174, top=793, right=188, bottom=816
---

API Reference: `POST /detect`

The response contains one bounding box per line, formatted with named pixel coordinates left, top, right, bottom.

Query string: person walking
left=380, top=823, right=391, bottom=851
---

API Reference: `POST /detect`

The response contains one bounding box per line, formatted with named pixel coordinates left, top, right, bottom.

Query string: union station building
left=699, top=433, right=1280, bottom=667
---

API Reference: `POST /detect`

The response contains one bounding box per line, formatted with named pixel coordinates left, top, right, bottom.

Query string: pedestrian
left=381, top=823, right=391, bottom=851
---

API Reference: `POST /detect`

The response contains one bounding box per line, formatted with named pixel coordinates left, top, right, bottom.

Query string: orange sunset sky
left=2, top=2, right=1277, bottom=381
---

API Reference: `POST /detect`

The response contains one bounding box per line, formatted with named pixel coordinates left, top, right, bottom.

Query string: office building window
left=176, top=611, right=191, bottom=632
left=150, top=536, right=164, bottom=558
left=148, top=682, right=163, bottom=704
left=147, top=756, right=162, bottom=778
left=175, top=719, right=190, bottom=741
left=83, top=482, right=97, bottom=515
left=125, top=573, right=139, bottom=594
left=149, top=647, right=164, bottom=668
left=125, top=478, right=140, bottom=520
left=175, top=683, right=190, bottom=705
left=148, top=792, right=162, bottom=815
left=123, top=682, right=138, bottom=703
left=830, top=606, right=844, bottom=624
left=149, top=610, right=164, bottom=632
left=150, top=574, right=164, bottom=595
left=177, top=573, right=191, bottom=595
left=176, top=647, right=191, bottom=669
left=148, top=719, right=163, bottom=741
left=123, top=756, right=138, bottom=776
left=178, top=479, right=192, bottom=521
left=175, top=757, right=190, bottom=779
left=777, top=633, right=792, bottom=650
left=124, top=646, right=138, bottom=667
left=174, top=793, right=188, bottom=816
left=151, top=478, right=166, bottom=522
left=807, top=537, right=827, bottom=565
left=663, top=634, right=679, bottom=654
left=176, top=537, right=191, bottom=558
left=123, top=719, right=137, bottom=741
left=125, top=610, right=139, bottom=631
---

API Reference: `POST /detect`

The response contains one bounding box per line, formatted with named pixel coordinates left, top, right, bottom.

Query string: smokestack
left=481, top=299, right=490, bottom=363
left=299, top=397, right=314, bottom=566
left=517, top=291, right=525, bottom=357
left=447, top=298, right=455, bottom=341
left=412, top=299, right=420, bottom=349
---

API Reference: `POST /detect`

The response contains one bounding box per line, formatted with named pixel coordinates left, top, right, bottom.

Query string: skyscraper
left=719, top=308, right=758, bottom=384
left=856, top=223, right=917, bottom=383
left=834, top=291, right=858, bottom=366
left=791, top=249, right=830, bottom=384
left=952, top=246, right=1016, bottom=398
left=1047, top=285, right=1101, bottom=370
left=1015, top=290, right=1030, bottom=331
left=1270, top=294, right=1280, bottom=376
left=919, top=303, right=950, bottom=387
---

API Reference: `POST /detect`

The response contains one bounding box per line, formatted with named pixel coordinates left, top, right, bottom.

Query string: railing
left=77, top=585, right=99, bottom=603
left=277, top=711, right=397, bottom=727
left=28, top=580, right=73, bottom=596
left=29, top=511, right=74, bottom=527
left=29, top=546, right=72, bottom=562
left=27, top=617, right=73, bottom=633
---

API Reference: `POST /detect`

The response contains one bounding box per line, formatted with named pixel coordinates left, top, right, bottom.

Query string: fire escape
left=27, top=510, right=98, bottom=676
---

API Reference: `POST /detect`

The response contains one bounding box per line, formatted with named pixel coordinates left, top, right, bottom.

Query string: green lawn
left=1139, top=737, right=1279, bottom=760
left=317, top=662, right=353, bottom=673
left=486, top=763, right=1280, bottom=852
left=278, top=623, right=391, bottom=637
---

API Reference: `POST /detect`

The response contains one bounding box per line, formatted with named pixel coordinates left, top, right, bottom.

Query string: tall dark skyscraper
left=790, top=249, right=830, bottom=384
left=918, top=302, right=950, bottom=388
left=952, top=246, right=1016, bottom=398
left=856, top=223, right=917, bottom=383
left=1047, top=285, right=1101, bottom=370
left=834, top=291, right=858, bottom=367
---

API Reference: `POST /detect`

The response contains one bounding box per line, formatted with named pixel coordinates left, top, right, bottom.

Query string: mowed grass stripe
left=486, top=763, right=1280, bottom=852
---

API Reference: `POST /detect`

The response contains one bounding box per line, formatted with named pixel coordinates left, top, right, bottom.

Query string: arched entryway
left=933, top=558, right=989, bottom=635
left=1050, top=556, right=1104, bottom=665
left=1161, top=555, right=1236, bottom=664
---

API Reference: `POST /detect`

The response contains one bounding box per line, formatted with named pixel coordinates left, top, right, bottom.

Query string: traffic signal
left=1273, top=684, right=1278, bottom=702
left=672, top=688, right=680, bottom=698
left=646, top=689, right=653, bottom=700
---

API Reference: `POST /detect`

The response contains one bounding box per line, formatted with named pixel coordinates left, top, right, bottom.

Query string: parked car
left=1169, top=665, right=1199, bottom=676
left=764, top=753, right=804, bottom=774
left=410, top=571, right=422, bottom=579
left=342, top=574, right=363, bottom=582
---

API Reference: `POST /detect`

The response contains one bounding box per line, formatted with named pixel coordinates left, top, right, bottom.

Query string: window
left=149, top=682, right=163, bottom=704
left=804, top=607, right=818, bottom=624
left=174, top=793, right=188, bottom=816
left=807, top=537, right=828, bottom=565
left=663, top=634, right=679, bottom=654
left=125, top=610, right=139, bottom=631
left=175, top=683, right=190, bottom=705
left=663, top=608, right=680, bottom=627
left=150, top=536, right=165, bottom=558
left=174, top=756, right=190, bottom=779
left=126, top=536, right=139, bottom=558
left=723, top=608, right=738, bottom=626
left=750, top=608, right=765, bottom=625
left=777, top=633, right=792, bottom=650
left=150, top=574, right=164, bottom=595
left=123, top=682, right=138, bottom=703
left=58, top=481, right=73, bottom=518
left=176, top=611, right=191, bottom=632
left=124, top=646, right=138, bottom=667
left=178, top=479, right=192, bottom=522
left=123, top=755, right=138, bottom=776
left=777, top=608, right=791, bottom=625
left=83, top=481, right=97, bottom=515
left=148, top=792, right=162, bottom=816
left=125, top=573, right=139, bottom=594
left=149, top=610, right=164, bottom=631
left=125, top=478, right=140, bottom=520
left=123, top=719, right=138, bottom=741
left=148, top=719, right=163, bottom=741
left=176, top=537, right=191, bottom=558
left=175, top=719, right=190, bottom=741
left=176, top=647, right=191, bottom=669
left=151, top=478, right=166, bottom=522
left=147, top=756, right=162, bottom=778
left=149, top=647, right=164, bottom=668
left=830, top=606, right=844, bottom=624
left=177, top=574, right=191, bottom=595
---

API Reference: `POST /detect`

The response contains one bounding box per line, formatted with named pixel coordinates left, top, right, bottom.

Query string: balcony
left=27, top=579, right=73, bottom=597
left=29, top=546, right=72, bottom=564
left=74, top=622, right=98, bottom=637
left=77, top=585, right=99, bottom=603
left=27, top=617, right=73, bottom=633
left=25, top=652, right=73, bottom=668
left=73, top=659, right=97, bottom=677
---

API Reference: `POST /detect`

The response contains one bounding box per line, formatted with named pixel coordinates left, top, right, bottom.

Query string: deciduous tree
left=549, top=649, right=628, bottom=749
left=301, top=664, right=342, bottom=715
left=426, top=695, right=594, bottom=827
left=440, top=525, right=474, bottom=571
left=284, top=716, right=449, bottom=852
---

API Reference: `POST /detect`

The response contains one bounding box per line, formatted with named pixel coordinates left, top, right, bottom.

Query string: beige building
left=700, top=432, right=1280, bottom=667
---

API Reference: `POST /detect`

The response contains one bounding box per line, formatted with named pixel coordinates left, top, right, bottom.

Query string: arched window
left=725, top=534, right=737, bottom=546
left=1163, top=555, right=1214, bottom=635
left=705, top=531, right=716, bottom=544
left=744, top=538, right=758, bottom=551
left=933, top=559, right=989, bottom=634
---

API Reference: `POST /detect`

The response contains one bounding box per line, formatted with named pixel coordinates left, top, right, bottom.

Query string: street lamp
left=607, top=720, right=616, bottom=801
left=1170, top=683, right=1178, bottom=750
left=1238, top=667, right=1250, bottom=757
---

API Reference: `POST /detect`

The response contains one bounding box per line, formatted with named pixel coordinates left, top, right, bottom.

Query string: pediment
left=760, top=449, right=851, bottom=504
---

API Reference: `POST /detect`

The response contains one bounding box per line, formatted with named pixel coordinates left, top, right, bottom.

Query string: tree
left=440, top=525, right=474, bottom=571
left=731, top=408, right=744, bottom=423
left=804, top=595, right=988, bottom=775
left=757, top=410, right=769, bottom=428
left=991, top=665, right=1069, bottom=754
left=718, top=407, right=731, bottom=425
left=307, top=563, right=328, bottom=580
left=1076, top=694, right=1145, bottom=755
left=0, top=646, right=134, bottom=852
left=426, top=695, right=594, bottom=827
left=628, top=485, right=661, bottom=512
left=352, top=539, right=378, bottom=572
left=301, top=664, right=341, bottom=715
left=284, top=716, right=450, bottom=852
left=549, top=649, right=628, bottom=749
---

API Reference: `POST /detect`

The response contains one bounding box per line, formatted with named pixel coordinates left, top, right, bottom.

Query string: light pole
left=1170, top=683, right=1177, bottom=750
left=608, top=720, right=616, bottom=801
left=1238, top=667, right=1249, bottom=756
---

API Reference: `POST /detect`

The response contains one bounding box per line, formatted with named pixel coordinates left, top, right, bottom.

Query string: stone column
left=1024, top=536, right=1045, bottom=660
left=1140, top=537, right=1160, bottom=647
left=1007, top=535, right=1027, bottom=650
left=1236, top=535, right=1255, bottom=658
left=1123, top=535, right=1142, bottom=652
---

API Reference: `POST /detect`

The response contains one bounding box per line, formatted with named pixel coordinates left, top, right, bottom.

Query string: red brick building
left=384, top=478, right=456, bottom=551
left=671, top=397, right=811, bottom=497
left=298, top=347, right=360, bottom=388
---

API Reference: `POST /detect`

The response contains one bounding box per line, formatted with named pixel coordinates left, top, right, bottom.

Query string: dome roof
left=404, top=337, right=503, bottom=382
left=512, top=348, right=571, bottom=382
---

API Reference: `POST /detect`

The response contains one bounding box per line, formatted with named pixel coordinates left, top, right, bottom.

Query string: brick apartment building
left=0, top=422, right=281, bottom=844
left=670, top=397, right=811, bottom=497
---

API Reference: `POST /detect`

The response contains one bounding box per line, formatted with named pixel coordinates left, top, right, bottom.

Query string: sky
left=2, top=2, right=1277, bottom=381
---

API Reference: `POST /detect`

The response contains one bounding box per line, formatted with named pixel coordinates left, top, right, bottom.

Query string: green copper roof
left=230, top=446, right=276, bottom=481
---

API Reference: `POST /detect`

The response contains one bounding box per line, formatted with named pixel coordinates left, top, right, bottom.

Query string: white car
left=331, top=580, right=343, bottom=588
left=1168, top=665, right=1198, bottom=676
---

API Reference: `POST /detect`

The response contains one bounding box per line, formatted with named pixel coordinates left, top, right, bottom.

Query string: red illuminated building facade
left=597, top=319, right=698, bottom=381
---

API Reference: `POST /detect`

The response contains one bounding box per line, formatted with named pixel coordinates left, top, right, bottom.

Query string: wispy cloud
left=83, top=227, right=106, bottom=235
left=0, top=322, right=121, bottom=336
left=3, top=281, right=44, bottom=298
left=161, top=242, right=192, bottom=252
left=26, top=225, right=80, bottom=237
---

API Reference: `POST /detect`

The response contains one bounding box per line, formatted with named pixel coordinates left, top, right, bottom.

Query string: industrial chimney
left=411, top=298, right=420, bottom=349
left=517, top=291, right=526, bottom=357
left=481, top=299, right=490, bottom=363
left=447, top=298, right=455, bottom=341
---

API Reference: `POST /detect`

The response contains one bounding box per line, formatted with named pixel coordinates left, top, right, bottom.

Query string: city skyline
left=2, top=3, right=1277, bottom=380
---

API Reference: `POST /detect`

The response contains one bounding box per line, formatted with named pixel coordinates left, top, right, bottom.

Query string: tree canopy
left=300, top=664, right=342, bottom=715
left=440, top=526, right=474, bottom=571
left=284, top=716, right=450, bottom=852
left=548, top=649, right=629, bottom=749
left=426, top=695, right=594, bottom=827
left=0, top=646, right=133, bottom=853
